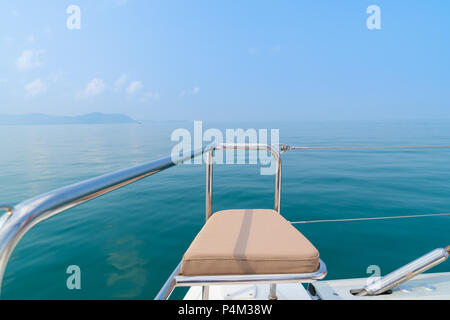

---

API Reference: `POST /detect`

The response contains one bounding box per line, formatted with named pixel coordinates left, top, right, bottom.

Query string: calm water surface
left=1, top=121, right=450, bottom=299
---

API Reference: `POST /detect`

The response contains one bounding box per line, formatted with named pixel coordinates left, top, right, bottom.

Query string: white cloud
left=193, top=87, right=200, bottom=94
left=79, top=78, right=106, bottom=98
left=15, top=49, right=45, bottom=71
left=24, top=79, right=47, bottom=97
left=114, top=74, right=127, bottom=87
left=11, top=9, right=19, bottom=17
left=0, top=78, right=8, bottom=84
left=126, top=81, right=143, bottom=95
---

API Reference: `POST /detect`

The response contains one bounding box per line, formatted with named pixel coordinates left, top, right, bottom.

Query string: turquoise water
left=1, top=121, right=450, bottom=299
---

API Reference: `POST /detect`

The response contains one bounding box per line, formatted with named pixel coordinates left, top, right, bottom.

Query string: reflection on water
left=106, top=236, right=147, bottom=298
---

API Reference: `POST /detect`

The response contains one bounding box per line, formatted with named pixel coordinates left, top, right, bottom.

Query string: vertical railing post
left=205, top=149, right=213, bottom=222
left=203, top=149, right=214, bottom=299
left=271, top=146, right=281, bottom=298
left=268, top=283, right=278, bottom=300
left=273, top=149, right=282, bottom=213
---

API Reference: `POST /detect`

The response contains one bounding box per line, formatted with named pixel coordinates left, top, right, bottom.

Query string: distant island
left=0, top=113, right=137, bottom=125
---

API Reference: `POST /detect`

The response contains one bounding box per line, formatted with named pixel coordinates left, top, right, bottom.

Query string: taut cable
left=290, top=212, right=450, bottom=225
left=280, top=144, right=450, bottom=153
left=280, top=144, right=450, bottom=224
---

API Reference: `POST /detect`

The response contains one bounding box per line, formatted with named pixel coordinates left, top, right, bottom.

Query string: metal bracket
left=0, top=205, right=13, bottom=216
left=280, top=144, right=292, bottom=153
left=351, top=247, right=450, bottom=296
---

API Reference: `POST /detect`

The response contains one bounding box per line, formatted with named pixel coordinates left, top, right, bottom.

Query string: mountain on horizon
left=0, top=112, right=137, bottom=125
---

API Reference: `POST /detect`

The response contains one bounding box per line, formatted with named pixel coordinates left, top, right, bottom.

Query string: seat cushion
left=180, top=209, right=320, bottom=276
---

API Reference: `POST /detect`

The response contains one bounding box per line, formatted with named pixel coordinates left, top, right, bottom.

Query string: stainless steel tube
left=174, top=259, right=328, bottom=287
left=202, top=286, right=210, bottom=300
left=207, top=143, right=281, bottom=214
left=268, top=284, right=278, bottom=300
left=0, top=143, right=280, bottom=298
left=154, top=263, right=181, bottom=300
left=154, top=143, right=324, bottom=300
left=0, top=145, right=210, bottom=294
left=205, top=150, right=213, bottom=221
left=354, top=247, right=450, bottom=296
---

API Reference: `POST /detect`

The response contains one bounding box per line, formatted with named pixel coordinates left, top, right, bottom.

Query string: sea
left=1, top=120, right=450, bottom=299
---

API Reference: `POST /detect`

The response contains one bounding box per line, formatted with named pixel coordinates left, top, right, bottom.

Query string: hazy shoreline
left=0, top=112, right=137, bottom=125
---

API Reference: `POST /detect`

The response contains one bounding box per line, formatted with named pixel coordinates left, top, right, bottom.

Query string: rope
left=290, top=212, right=450, bottom=225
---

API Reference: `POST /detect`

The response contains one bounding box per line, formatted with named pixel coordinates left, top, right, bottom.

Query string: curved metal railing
left=0, top=143, right=280, bottom=296
left=0, top=144, right=211, bottom=295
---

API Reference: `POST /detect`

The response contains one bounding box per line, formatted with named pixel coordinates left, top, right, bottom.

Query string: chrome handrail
left=155, top=144, right=327, bottom=300
left=0, top=143, right=280, bottom=296
left=175, top=259, right=327, bottom=286
left=155, top=259, right=327, bottom=300
left=201, top=143, right=281, bottom=299
left=204, top=143, right=282, bottom=220
left=0, top=144, right=216, bottom=295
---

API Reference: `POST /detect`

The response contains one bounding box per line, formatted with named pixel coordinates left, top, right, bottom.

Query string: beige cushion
left=180, top=209, right=320, bottom=276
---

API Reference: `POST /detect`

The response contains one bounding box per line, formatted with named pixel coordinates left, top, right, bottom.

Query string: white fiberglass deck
left=311, top=272, right=450, bottom=300
left=184, top=272, right=450, bottom=300
left=184, top=283, right=312, bottom=300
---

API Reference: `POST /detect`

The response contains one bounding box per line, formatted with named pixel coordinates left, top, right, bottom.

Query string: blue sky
left=0, top=0, right=449, bottom=121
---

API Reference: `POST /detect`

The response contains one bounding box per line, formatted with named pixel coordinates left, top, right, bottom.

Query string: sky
left=0, top=0, right=449, bottom=121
